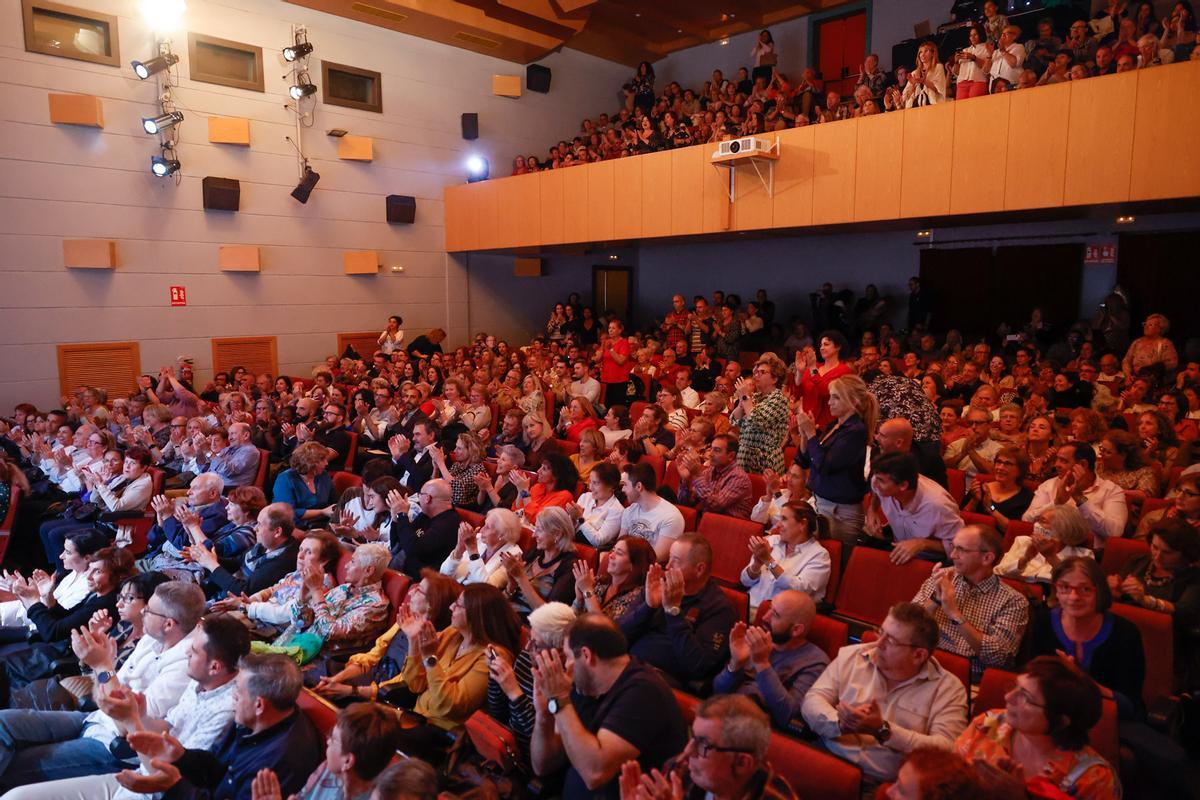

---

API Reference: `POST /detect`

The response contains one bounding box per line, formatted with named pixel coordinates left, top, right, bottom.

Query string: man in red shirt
left=596, top=319, right=632, bottom=408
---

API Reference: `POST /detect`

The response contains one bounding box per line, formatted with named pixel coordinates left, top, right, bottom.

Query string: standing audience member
left=867, top=453, right=962, bottom=564
left=731, top=354, right=790, bottom=475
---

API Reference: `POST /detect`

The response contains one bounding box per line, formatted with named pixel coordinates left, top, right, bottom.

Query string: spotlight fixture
left=289, top=80, right=317, bottom=100
left=151, top=154, right=181, bottom=177
left=142, top=110, right=184, bottom=135
left=290, top=165, right=321, bottom=204
left=916, top=229, right=932, bottom=238
left=326, top=128, right=348, bottom=137
left=132, top=52, right=179, bottom=80
left=283, top=41, right=313, bottom=62
left=465, top=155, right=489, bottom=182
left=1115, top=215, right=1136, bottom=224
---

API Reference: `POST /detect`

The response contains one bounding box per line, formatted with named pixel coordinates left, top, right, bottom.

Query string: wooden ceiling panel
left=285, top=0, right=854, bottom=66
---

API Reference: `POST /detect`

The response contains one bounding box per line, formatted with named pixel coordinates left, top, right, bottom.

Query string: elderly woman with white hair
left=1122, top=312, right=1179, bottom=379
left=501, top=506, right=579, bottom=617
left=440, top=508, right=524, bottom=587
left=484, top=601, right=577, bottom=763
left=995, top=504, right=1094, bottom=585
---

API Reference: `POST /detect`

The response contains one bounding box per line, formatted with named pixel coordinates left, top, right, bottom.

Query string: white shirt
left=943, top=437, right=1001, bottom=480
left=989, top=42, right=1025, bottom=84
left=600, top=427, right=632, bottom=449
left=440, top=542, right=523, bottom=587
left=83, top=630, right=196, bottom=745
left=574, top=493, right=626, bottom=547
left=620, top=498, right=685, bottom=551
left=0, top=570, right=91, bottom=628
left=994, top=536, right=1095, bottom=584
left=957, top=43, right=990, bottom=83
left=1022, top=475, right=1128, bottom=547
left=876, top=475, right=962, bottom=552
left=569, top=378, right=602, bottom=405
left=749, top=490, right=817, bottom=528
left=740, top=535, right=831, bottom=608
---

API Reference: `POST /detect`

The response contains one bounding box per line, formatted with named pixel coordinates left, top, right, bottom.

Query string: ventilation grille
left=352, top=3, right=408, bottom=23
left=57, top=342, right=141, bottom=400
left=453, top=31, right=502, bottom=49
left=337, top=332, right=383, bottom=360
left=211, top=337, right=278, bottom=377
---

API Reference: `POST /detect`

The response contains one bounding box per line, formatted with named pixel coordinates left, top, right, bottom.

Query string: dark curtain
left=1117, top=232, right=1200, bottom=343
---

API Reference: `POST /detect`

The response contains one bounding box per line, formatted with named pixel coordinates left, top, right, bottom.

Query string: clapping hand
left=250, top=768, right=283, bottom=800
left=794, top=409, right=817, bottom=439
left=619, top=761, right=684, bottom=800
left=499, top=550, right=527, bottom=583
left=734, top=377, right=755, bottom=403
left=747, top=535, right=773, bottom=566
left=71, top=625, right=118, bottom=671
left=728, top=621, right=752, bottom=670
left=762, top=468, right=780, bottom=496
left=428, top=445, right=445, bottom=465
left=31, top=569, right=54, bottom=601
left=386, top=489, right=409, bottom=517
left=186, top=542, right=220, bottom=572
left=662, top=567, right=685, bottom=610
left=489, top=649, right=522, bottom=700
left=573, top=560, right=596, bottom=598
left=1119, top=575, right=1146, bottom=604
left=88, top=608, right=113, bottom=636
left=531, top=649, right=572, bottom=710
left=388, top=434, right=411, bottom=460
left=115, top=759, right=181, bottom=794
left=644, top=563, right=665, bottom=608
left=837, top=699, right=884, bottom=734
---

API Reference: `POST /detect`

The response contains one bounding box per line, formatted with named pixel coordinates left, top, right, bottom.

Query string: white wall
left=0, top=0, right=628, bottom=410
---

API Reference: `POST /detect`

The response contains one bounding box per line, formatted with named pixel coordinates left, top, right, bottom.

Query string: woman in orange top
left=956, top=656, right=1120, bottom=800
left=560, top=396, right=600, bottom=443
left=512, top=452, right=578, bottom=523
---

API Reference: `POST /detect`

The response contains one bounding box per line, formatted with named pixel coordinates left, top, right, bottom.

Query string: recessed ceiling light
left=916, top=229, right=932, bottom=238
left=1115, top=215, right=1135, bottom=224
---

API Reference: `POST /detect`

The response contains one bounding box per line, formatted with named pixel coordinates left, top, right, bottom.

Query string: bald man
left=712, top=590, right=829, bottom=729
left=876, top=417, right=947, bottom=488
left=387, top=478, right=459, bottom=577
left=200, top=422, right=260, bottom=488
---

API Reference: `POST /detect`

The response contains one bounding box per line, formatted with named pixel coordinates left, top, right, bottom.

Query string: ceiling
left=283, top=0, right=861, bottom=67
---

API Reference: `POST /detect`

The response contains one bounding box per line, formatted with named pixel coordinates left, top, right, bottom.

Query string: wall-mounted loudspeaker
left=386, top=195, right=416, bottom=224
left=461, top=113, right=479, bottom=140
left=526, top=64, right=551, bottom=93
left=202, top=176, right=240, bottom=211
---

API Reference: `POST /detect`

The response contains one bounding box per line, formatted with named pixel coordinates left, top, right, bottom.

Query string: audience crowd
left=513, top=1, right=1200, bottom=173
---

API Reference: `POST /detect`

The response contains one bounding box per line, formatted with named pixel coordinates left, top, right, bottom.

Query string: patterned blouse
left=572, top=577, right=643, bottom=621
left=1096, top=465, right=1158, bottom=496
left=734, top=388, right=789, bottom=474
left=956, top=711, right=1121, bottom=800
left=449, top=460, right=485, bottom=507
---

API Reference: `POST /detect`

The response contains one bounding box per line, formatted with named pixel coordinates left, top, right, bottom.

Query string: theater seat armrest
left=1145, top=696, right=1181, bottom=734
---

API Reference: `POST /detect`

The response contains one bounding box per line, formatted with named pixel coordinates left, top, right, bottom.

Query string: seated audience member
left=675, top=434, right=753, bottom=518
left=194, top=502, right=301, bottom=599
left=513, top=452, right=579, bottom=522
left=254, top=703, right=403, bottom=800
left=1022, top=443, right=1127, bottom=553
left=568, top=362, right=603, bottom=407
left=0, top=528, right=106, bottom=630
left=619, top=533, right=737, bottom=685
left=567, top=462, right=625, bottom=548
left=631, top=404, right=675, bottom=458
left=271, top=441, right=336, bottom=528
left=572, top=536, right=652, bottom=620
left=599, top=405, right=633, bottom=450
left=198, top=422, right=261, bottom=488
left=143, top=486, right=261, bottom=582
left=522, top=411, right=562, bottom=472
left=995, top=504, right=1094, bottom=584
left=115, top=652, right=324, bottom=800
left=485, top=601, right=577, bottom=762
left=619, top=463, right=685, bottom=562
left=388, top=478, right=458, bottom=579
left=428, top=432, right=485, bottom=508
left=16, top=613, right=253, bottom=799
left=313, top=571, right=461, bottom=702
left=387, top=420, right=439, bottom=492
left=559, top=397, right=601, bottom=444
left=368, top=759, right=438, bottom=800
left=943, top=407, right=1000, bottom=480
left=673, top=368, right=701, bottom=410
left=571, top=428, right=606, bottom=483
left=802, top=602, right=968, bottom=787
left=212, top=530, right=339, bottom=638
left=875, top=416, right=948, bottom=490
left=1029, top=558, right=1144, bottom=711
left=960, top=446, right=1033, bottom=533
left=619, top=694, right=799, bottom=799
left=389, top=584, right=521, bottom=758
left=655, top=385, right=689, bottom=433
left=750, top=462, right=814, bottom=527
left=255, top=542, right=390, bottom=664
left=475, top=444, right=524, bottom=512
left=142, top=473, right=229, bottom=564
left=488, top=409, right=527, bottom=458
left=0, top=581, right=205, bottom=791
left=886, top=747, right=983, bottom=800
left=1096, top=429, right=1159, bottom=501
left=1136, top=472, right=1200, bottom=538
left=503, top=506, right=579, bottom=616
left=440, top=508, right=524, bottom=587
left=713, top=589, right=828, bottom=730
left=913, top=526, right=1028, bottom=676
left=866, top=453, right=962, bottom=564
left=530, top=613, right=687, bottom=799
left=742, top=501, right=831, bottom=610
left=956, top=656, right=1120, bottom=800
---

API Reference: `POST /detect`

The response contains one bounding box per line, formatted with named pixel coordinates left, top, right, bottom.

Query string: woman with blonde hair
left=517, top=373, right=545, bottom=416
left=521, top=410, right=560, bottom=471
left=460, top=383, right=492, bottom=434
left=429, top=432, right=486, bottom=507
left=903, top=40, right=948, bottom=107
left=571, top=428, right=606, bottom=482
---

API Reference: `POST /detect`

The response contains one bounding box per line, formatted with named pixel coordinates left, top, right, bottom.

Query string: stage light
left=139, top=0, right=186, bottom=31
left=916, top=229, right=932, bottom=238
left=466, top=155, right=489, bottom=182
left=283, top=41, right=313, bottom=62
left=132, top=52, right=178, bottom=80
left=289, top=80, right=317, bottom=100
left=290, top=166, right=320, bottom=204
left=151, top=154, right=181, bottom=177
left=142, top=110, right=184, bottom=135
left=1115, top=215, right=1136, bottom=224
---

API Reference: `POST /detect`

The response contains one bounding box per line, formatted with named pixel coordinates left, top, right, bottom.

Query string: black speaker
left=386, top=195, right=416, bottom=224
left=202, top=176, right=240, bottom=211
left=461, top=112, right=479, bottom=140
left=526, top=64, right=551, bottom=94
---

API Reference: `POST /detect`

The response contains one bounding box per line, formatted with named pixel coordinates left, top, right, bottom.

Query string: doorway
left=593, top=266, right=633, bottom=323
left=813, top=9, right=868, bottom=98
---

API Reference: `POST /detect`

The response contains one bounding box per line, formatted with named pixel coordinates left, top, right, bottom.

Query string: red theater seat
left=698, top=513, right=765, bottom=585
left=833, top=548, right=935, bottom=628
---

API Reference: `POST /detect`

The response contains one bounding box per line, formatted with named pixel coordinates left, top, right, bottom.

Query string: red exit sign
left=169, top=286, right=187, bottom=306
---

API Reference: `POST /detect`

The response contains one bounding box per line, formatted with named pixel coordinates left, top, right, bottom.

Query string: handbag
left=464, top=710, right=521, bottom=773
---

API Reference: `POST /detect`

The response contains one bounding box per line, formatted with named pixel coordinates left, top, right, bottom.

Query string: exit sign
left=169, top=286, right=187, bottom=306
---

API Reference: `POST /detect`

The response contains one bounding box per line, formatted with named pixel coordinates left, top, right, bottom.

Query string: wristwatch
left=665, top=604, right=682, bottom=616
left=547, top=696, right=572, bottom=715
left=96, top=671, right=114, bottom=685
left=875, top=721, right=892, bottom=743
left=582, top=590, right=594, bottom=599
left=423, top=654, right=439, bottom=669
left=468, top=553, right=481, bottom=561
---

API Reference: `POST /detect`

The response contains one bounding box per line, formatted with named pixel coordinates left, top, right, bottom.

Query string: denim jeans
left=0, top=709, right=123, bottom=791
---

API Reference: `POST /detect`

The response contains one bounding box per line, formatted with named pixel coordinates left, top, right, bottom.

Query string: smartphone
left=487, top=645, right=498, bottom=661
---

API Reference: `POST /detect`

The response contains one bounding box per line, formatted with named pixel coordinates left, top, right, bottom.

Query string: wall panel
left=949, top=92, right=1010, bottom=215
left=587, top=160, right=616, bottom=243
left=670, top=146, right=705, bottom=237
left=854, top=111, right=904, bottom=222
left=538, top=169, right=566, bottom=245
left=1004, top=82, right=1070, bottom=211
left=613, top=156, right=643, bottom=239
left=1063, top=71, right=1137, bottom=207
left=1129, top=60, right=1200, bottom=201
left=731, top=144, right=775, bottom=232
left=772, top=126, right=816, bottom=229
left=811, top=119, right=858, bottom=226
left=475, top=180, right=500, bottom=250
left=512, top=173, right=541, bottom=247
left=702, top=152, right=733, bottom=234
left=494, top=177, right=522, bottom=250
left=562, top=166, right=590, bottom=243
left=641, top=151, right=673, bottom=239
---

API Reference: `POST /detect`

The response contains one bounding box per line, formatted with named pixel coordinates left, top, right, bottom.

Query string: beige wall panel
left=561, top=166, right=590, bottom=244
left=811, top=119, right=858, bottom=226
left=772, top=126, right=815, bottom=229
left=538, top=168, right=566, bottom=245
left=475, top=180, right=500, bottom=250
left=1004, top=82, right=1070, bottom=210
left=513, top=173, right=541, bottom=247
left=899, top=102, right=954, bottom=218
left=612, top=156, right=643, bottom=239
left=670, top=146, right=704, bottom=236
left=587, top=160, right=616, bottom=243
left=1130, top=60, right=1200, bottom=201
left=494, top=176, right=523, bottom=250
left=641, top=151, right=673, bottom=238
left=1063, top=71, right=1137, bottom=207
left=854, top=111, right=904, bottom=222
left=949, top=92, right=1009, bottom=215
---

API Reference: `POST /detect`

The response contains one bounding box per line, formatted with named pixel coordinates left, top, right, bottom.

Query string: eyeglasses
left=688, top=730, right=755, bottom=758
left=875, top=630, right=920, bottom=649
left=949, top=545, right=986, bottom=555
left=118, top=592, right=143, bottom=603
left=143, top=607, right=175, bottom=622
left=1008, top=687, right=1046, bottom=709
left=1054, top=582, right=1096, bottom=598
left=170, top=423, right=187, bottom=428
